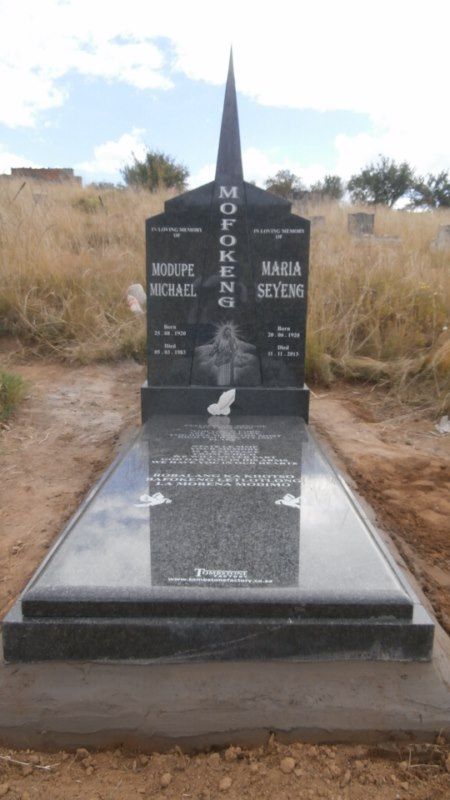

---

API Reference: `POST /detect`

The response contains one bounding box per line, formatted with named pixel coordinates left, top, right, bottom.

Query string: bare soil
left=0, top=355, right=449, bottom=799
left=0, top=739, right=449, bottom=800
left=312, top=386, right=450, bottom=634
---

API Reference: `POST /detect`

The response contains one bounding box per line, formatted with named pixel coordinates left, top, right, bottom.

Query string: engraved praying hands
left=207, top=388, right=236, bottom=416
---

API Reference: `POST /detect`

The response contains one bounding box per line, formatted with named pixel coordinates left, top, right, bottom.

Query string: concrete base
left=0, top=627, right=449, bottom=750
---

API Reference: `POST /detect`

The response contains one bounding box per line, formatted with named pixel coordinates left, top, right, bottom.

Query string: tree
left=409, top=170, right=450, bottom=208
left=310, top=174, right=344, bottom=200
left=265, top=169, right=305, bottom=199
left=348, top=156, right=414, bottom=207
left=121, top=150, right=189, bottom=192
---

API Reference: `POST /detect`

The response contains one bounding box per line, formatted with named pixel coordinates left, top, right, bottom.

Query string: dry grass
left=298, top=201, right=450, bottom=413
left=0, top=180, right=160, bottom=362
left=0, top=180, right=449, bottom=413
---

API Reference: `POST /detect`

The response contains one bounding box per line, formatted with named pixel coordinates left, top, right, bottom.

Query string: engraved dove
left=207, top=388, right=236, bottom=416
left=275, top=493, right=300, bottom=509
left=135, top=492, right=172, bottom=508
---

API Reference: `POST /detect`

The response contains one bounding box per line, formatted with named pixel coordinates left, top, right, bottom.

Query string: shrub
left=121, top=150, right=189, bottom=192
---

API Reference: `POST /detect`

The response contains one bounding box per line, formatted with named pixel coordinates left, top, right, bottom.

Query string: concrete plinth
left=0, top=627, right=449, bottom=751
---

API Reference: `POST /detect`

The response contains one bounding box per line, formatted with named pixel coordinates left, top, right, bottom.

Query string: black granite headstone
left=2, top=52, right=434, bottom=663
left=141, top=52, right=310, bottom=419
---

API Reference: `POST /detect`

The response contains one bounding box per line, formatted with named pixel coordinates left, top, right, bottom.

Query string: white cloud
left=188, top=162, right=214, bottom=188
left=0, top=0, right=448, bottom=174
left=335, top=123, right=450, bottom=180
left=71, top=40, right=172, bottom=91
left=0, top=65, right=65, bottom=127
left=243, top=148, right=326, bottom=188
left=0, top=144, right=39, bottom=173
left=77, top=128, right=147, bottom=175
left=0, top=0, right=172, bottom=128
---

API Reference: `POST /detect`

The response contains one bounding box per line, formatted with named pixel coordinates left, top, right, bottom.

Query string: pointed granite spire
left=215, top=49, right=244, bottom=184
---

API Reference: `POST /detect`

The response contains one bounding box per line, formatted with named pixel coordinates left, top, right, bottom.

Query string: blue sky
left=0, top=0, right=448, bottom=188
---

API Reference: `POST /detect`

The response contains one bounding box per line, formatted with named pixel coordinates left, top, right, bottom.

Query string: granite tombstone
left=141, top=53, right=310, bottom=419
left=348, top=212, right=375, bottom=236
left=3, top=53, right=434, bottom=663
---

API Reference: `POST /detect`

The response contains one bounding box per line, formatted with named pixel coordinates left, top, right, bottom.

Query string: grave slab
left=3, top=415, right=433, bottom=662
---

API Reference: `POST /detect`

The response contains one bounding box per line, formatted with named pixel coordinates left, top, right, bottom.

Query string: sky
left=0, top=0, right=449, bottom=189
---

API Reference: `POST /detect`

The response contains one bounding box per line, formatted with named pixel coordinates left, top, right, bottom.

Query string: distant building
left=9, top=167, right=82, bottom=185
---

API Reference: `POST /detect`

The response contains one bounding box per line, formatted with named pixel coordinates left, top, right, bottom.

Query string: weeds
left=0, top=370, right=28, bottom=422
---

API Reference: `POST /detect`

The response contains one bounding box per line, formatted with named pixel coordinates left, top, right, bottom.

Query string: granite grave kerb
left=4, top=415, right=433, bottom=661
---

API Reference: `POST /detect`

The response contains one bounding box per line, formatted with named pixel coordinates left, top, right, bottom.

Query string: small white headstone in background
left=431, top=225, right=450, bottom=251
left=348, top=213, right=375, bottom=237
left=435, top=415, right=450, bottom=434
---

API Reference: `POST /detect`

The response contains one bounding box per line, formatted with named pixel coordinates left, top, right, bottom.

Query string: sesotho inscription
left=142, top=418, right=302, bottom=589
left=148, top=420, right=299, bottom=488
left=149, top=473, right=298, bottom=488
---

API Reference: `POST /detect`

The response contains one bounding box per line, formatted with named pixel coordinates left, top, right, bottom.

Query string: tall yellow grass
left=1, top=180, right=449, bottom=412
left=0, top=180, right=161, bottom=362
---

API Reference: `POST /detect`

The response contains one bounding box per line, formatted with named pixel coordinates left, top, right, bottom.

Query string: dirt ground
left=312, top=387, right=450, bottom=635
left=0, top=353, right=449, bottom=799
left=0, top=739, right=449, bottom=800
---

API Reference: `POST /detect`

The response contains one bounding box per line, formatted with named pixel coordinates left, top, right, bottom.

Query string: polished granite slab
left=3, top=416, right=434, bottom=661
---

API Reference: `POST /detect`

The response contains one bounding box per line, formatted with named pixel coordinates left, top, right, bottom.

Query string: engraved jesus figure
left=193, top=322, right=260, bottom=386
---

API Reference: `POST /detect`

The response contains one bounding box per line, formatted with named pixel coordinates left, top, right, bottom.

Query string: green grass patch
left=0, top=370, right=28, bottom=422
